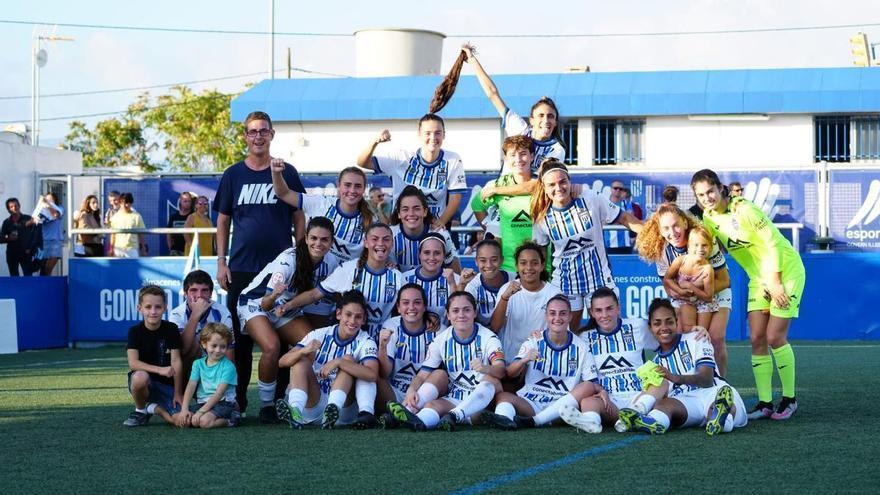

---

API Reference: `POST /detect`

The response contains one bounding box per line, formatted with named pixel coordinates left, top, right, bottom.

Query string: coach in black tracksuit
left=1, top=198, right=41, bottom=276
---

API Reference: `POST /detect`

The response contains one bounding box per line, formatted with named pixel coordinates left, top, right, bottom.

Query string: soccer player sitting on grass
left=617, top=298, right=747, bottom=436
left=481, top=294, right=602, bottom=430
left=123, top=285, right=183, bottom=427
left=275, top=290, right=380, bottom=430
left=386, top=291, right=506, bottom=432
left=176, top=323, right=240, bottom=428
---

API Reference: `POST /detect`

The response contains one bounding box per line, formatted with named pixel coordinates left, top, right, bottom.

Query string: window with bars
left=814, top=116, right=850, bottom=162
left=561, top=120, right=579, bottom=165
left=854, top=116, right=880, bottom=160
left=593, top=119, right=645, bottom=165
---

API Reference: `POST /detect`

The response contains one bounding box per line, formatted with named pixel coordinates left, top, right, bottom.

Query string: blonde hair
left=199, top=322, right=234, bottom=346
left=635, top=203, right=701, bottom=262
left=687, top=225, right=714, bottom=255
left=530, top=158, right=569, bottom=225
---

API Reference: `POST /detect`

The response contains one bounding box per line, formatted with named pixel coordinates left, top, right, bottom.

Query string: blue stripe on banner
left=450, top=436, right=647, bottom=495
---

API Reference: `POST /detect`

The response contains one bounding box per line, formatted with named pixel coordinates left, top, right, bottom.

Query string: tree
left=63, top=85, right=246, bottom=172
left=64, top=110, right=155, bottom=171
left=137, top=86, right=246, bottom=171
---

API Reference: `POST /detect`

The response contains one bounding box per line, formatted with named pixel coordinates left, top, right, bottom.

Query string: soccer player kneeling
left=618, top=298, right=747, bottom=436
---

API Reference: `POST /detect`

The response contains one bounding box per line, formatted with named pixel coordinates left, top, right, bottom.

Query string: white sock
left=328, top=389, right=347, bottom=409
left=722, top=414, right=735, bottom=433
left=648, top=409, right=671, bottom=430
left=145, top=403, right=158, bottom=414
left=450, top=381, right=495, bottom=421
left=416, top=382, right=439, bottom=409
left=417, top=408, right=441, bottom=429
left=633, top=394, right=657, bottom=414
left=534, top=393, right=578, bottom=426
left=135, top=407, right=147, bottom=414
left=287, top=388, right=308, bottom=410
left=495, top=401, right=516, bottom=420
left=257, top=380, right=276, bottom=407
left=583, top=411, right=602, bottom=425
left=355, top=380, right=376, bottom=414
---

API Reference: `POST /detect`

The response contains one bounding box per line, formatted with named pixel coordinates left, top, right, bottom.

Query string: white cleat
left=559, top=405, right=603, bottom=434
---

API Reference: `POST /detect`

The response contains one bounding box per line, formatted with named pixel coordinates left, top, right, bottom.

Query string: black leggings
left=227, top=271, right=257, bottom=413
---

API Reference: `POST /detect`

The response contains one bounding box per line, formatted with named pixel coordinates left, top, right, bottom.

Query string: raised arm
left=270, top=158, right=301, bottom=209
left=615, top=211, right=644, bottom=234
left=462, top=45, right=507, bottom=117
left=356, top=130, right=391, bottom=171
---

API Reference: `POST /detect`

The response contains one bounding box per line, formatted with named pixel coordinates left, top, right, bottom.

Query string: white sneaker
left=559, top=405, right=603, bottom=434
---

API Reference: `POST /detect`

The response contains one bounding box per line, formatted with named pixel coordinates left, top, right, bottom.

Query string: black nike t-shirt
left=213, top=161, right=305, bottom=272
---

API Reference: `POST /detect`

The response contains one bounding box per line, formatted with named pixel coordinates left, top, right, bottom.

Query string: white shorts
left=237, top=299, right=299, bottom=332
left=301, top=393, right=360, bottom=425
left=567, top=285, right=620, bottom=312
left=715, top=288, right=732, bottom=310
left=113, top=247, right=139, bottom=258
left=516, top=393, right=557, bottom=415
left=669, top=381, right=747, bottom=429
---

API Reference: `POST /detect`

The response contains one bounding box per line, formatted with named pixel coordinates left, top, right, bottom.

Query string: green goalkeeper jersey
left=471, top=174, right=534, bottom=272
left=701, top=196, right=803, bottom=282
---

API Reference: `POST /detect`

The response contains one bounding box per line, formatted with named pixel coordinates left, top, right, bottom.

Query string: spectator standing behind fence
left=167, top=192, right=194, bottom=256
left=104, top=190, right=121, bottom=255
left=662, top=185, right=679, bottom=204
left=604, top=180, right=635, bottom=255
left=214, top=111, right=306, bottom=420
left=32, top=192, right=64, bottom=276
left=728, top=182, right=743, bottom=197
left=110, top=192, right=147, bottom=258
left=74, top=195, right=103, bottom=257
left=183, top=195, right=214, bottom=256
left=367, top=186, right=391, bottom=224
left=1, top=198, right=40, bottom=276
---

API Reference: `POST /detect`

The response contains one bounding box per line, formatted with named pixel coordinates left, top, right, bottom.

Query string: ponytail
left=429, top=49, right=468, bottom=114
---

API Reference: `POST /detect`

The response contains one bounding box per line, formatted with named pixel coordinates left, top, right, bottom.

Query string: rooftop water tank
left=354, top=28, right=446, bottom=77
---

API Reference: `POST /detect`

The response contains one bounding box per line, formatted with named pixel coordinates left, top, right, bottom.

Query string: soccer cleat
left=122, top=411, right=151, bottom=427
left=322, top=403, right=340, bottom=430
left=352, top=411, right=378, bottom=430
left=260, top=405, right=282, bottom=424
left=480, top=411, right=518, bottom=431
left=274, top=399, right=303, bottom=430
left=438, top=413, right=459, bottom=432
left=613, top=419, right=629, bottom=433
left=386, top=401, right=426, bottom=432
left=747, top=401, right=775, bottom=421
left=377, top=412, right=400, bottom=430
left=706, top=385, right=734, bottom=436
left=771, top=396, right=798, bottom=420
left=513, top=415, right=537, bottom=429
left=619, top=408, right=667, bottom=435
left=559, top=405, right=602, bottom=434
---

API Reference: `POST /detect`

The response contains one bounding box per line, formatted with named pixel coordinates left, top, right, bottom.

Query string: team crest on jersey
left=578, top=207, right=592, bottom=224
left=680, top=347, right=693, bottom=368
left=384, top=282, right=397, bottom=301
left=568, top=355, right=579, bottom=368
left=622, top=328, right=634, bottom=347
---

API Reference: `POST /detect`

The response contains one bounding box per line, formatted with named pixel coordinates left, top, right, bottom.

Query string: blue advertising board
left=828, top=168, right=880, bottom=251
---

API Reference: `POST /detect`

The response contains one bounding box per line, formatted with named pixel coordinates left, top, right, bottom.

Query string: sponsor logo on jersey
left=511, top=210, right=531, bottom=224
left=564, top=236, right=594, bottom=253
left=368, top=306, right=384, bottom=319
left=333, top=239, right=351, bottom=257
left=535, top=376, right=570, bottom=392
left=600, top=355, right=633, bottom=371
left=454, top=373, right=480, bottom=387
left=397, top=363, right=418, bottom=377
left=726, top=237, right=751, bottom=250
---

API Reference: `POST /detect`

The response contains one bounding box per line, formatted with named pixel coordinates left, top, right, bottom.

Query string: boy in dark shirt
left=123, top=285, right=183, bottom=427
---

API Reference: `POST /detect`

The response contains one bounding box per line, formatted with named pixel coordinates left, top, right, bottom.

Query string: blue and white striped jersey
left=239, top=247, right=340, bottom=316
left=381, top=316, right=436, bottom=396
left=168, top=300, right=235, bottom=352
left=296, top=324, right=378, bottom=395
left=581, top=318, right=656, bottom=398
left=503, top=108, right=566, bottom=176
left=372, top=148, right=467, bottom=217
left=533, top=192, right=621, bottom=296
left=463, top=271, right=514, bottom=326
left=652, top=333, right=717, bottom=396
left=515, top=330, right=598, bottom=404
left=318, top=259, right=405, bottom=339
left=299, top=193, right=365, bottom=262
left=421, top=324, right=505, bottom=400
left=656, top=239, right=727, bottom=276
left=403, top=268, right=459, bottom=327
left=390, top=225, right=457, bottom=273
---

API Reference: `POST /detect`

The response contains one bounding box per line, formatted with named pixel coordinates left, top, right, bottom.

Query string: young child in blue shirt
left=177, top=323, right=240, bottom=428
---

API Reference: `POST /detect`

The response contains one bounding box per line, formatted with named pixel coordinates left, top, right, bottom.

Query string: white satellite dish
left=35, top=48, right=48, bottom=67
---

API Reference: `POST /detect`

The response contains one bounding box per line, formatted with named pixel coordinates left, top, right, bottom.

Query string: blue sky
left=0, top=0, right=876, bottom=143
